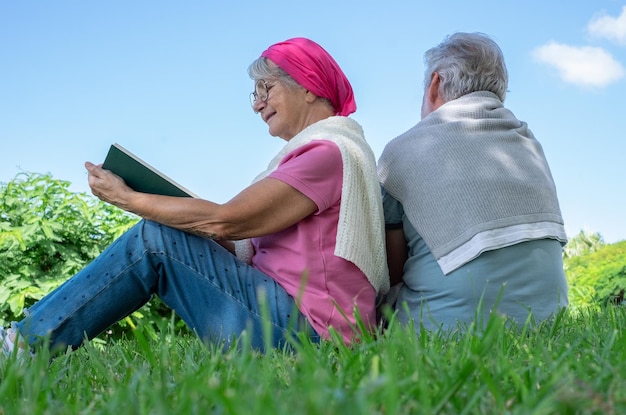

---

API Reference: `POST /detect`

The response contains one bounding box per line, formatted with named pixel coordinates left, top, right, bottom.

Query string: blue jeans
left=17, top=220, right=318, bottom=351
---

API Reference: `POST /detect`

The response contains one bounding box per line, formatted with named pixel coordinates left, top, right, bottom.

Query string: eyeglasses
left=249, top=80, right=270, bottom=109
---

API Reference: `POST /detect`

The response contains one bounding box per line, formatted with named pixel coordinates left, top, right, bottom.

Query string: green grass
left=2, top=307, right=626, bottom=414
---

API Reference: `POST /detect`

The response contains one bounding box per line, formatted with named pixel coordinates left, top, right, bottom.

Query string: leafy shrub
left=0, top=172, right=157, bottom=333
left=565, top=240, right=626, bottom=309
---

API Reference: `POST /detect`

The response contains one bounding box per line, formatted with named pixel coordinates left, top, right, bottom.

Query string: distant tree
left=563, top=230, right=605, bottom=259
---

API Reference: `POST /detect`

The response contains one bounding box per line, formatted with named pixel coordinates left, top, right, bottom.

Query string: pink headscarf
left=261, top=37, right=356, bottom=116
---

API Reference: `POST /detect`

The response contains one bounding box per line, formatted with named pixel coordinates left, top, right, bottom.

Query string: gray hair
left=423, top=32, right=508, bottom=102
left=247, top=57, right=301, bottom=89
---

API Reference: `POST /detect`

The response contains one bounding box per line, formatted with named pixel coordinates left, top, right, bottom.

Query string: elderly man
left=378, top=32, right=568, bottom=331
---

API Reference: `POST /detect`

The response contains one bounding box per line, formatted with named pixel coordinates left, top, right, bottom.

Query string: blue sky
left=1, top=1, right=625, bottom=243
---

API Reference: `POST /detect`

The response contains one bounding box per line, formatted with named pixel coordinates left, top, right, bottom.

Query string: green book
left=102, top=143, right=199, bottom=198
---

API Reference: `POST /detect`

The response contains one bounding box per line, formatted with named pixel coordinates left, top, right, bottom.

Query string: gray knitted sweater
left=378, top=91, right=567, bottom=274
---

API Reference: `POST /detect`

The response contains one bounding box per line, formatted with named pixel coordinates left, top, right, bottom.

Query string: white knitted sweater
left=235, top=116, right=389, bottom=294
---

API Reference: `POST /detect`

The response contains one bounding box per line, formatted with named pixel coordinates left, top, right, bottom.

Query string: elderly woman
left=1, top=37, right=388, bottom=356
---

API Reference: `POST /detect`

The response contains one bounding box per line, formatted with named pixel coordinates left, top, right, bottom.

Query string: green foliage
left=0, top=172, right=138, bottom=325
left=565, top=240, right=626, bottom=309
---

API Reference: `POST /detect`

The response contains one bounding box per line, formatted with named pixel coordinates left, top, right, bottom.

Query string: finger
left=86, top=161, right=110, bottom=181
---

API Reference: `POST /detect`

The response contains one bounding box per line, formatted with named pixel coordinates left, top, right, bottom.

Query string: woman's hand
left=85, top=161, right=136, bottom=211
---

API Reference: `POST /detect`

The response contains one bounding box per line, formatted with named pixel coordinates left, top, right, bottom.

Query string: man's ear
left=427, top=72, right=441, bottom=107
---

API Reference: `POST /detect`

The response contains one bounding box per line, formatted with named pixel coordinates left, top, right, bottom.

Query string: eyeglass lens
left=250, top=80, right=269, bottom=107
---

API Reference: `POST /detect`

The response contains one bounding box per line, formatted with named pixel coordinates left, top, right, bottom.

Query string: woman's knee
left=129, top=220, right=181, bottom=252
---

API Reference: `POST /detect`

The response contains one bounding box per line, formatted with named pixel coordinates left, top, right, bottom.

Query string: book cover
left=102, top=143, right=199, bottom=198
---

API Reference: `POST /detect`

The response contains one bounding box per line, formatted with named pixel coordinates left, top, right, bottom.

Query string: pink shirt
left=251, top=140, right=376, bottom=342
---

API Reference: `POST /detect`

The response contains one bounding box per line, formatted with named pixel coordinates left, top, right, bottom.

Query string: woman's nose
left=253, top=99, right=265, bottom=114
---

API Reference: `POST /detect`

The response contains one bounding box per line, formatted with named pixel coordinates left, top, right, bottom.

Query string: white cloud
left=588, top=6, right=626, bottom=45
left=533, top=42, right=625, bottom=88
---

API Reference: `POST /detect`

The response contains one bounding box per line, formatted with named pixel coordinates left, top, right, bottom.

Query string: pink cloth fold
left=261, top=37, right=356, bottom=116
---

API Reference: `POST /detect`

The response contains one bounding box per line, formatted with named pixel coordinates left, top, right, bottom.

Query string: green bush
left=0, top=172, right=156, bottom=332
left=565, top=240, right=626, bottom=309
